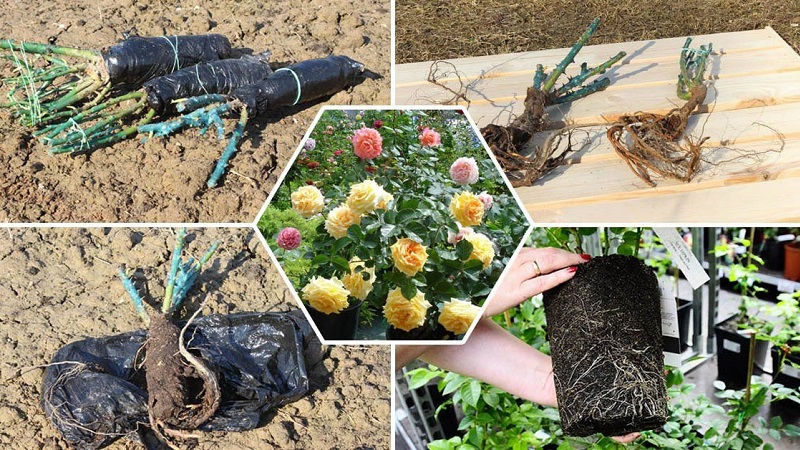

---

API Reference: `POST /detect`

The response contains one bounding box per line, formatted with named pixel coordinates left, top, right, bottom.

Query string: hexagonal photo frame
left=255, top=107, right=533, bottom=343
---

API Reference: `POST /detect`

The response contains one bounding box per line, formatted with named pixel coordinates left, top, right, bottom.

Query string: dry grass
left=396, top=0, right=800, bottom=63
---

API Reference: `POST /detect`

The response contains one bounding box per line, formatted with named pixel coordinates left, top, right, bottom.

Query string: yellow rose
left=291, top=185, right=325, bottom=219
left=341, top=258, right=375, bottom=301
left=324, top=204, right=362, bottom=239
left=302, top=276, right=350, bottom=314
left=449, top=192, right=485, bottom=226
left=383, top=288, right=431, bottom=331
left=464, top=233, right=495, bottom=269
left=347, top=179, right=384, bottom=214
left=391, top=238, right=428, bottom=276
left=376, top=191, right=393, bottom=210
left=438, top=299, right=481, bottom=335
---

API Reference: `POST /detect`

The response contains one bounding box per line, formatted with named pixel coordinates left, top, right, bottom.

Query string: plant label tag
left=723, top=339, right=741, bottom=354
left=652, top=227, right=710, bottom=290
left=659, top=281, right=682, bottom=367
left=783, top=364, right=800, bottom=379
left=777, top=280, right=795, bottom=293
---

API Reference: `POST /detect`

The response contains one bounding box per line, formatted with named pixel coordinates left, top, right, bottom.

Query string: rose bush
left=262, top=109, right=530, bottom=339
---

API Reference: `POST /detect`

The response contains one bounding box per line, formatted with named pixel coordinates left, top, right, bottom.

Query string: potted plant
left=713, top=229, right=774, bottom=390
left=643, top=233, right=694, bottom=353
left=763, top=290, right=800, bottom=414
left=785, top=238, right=800, bottom=282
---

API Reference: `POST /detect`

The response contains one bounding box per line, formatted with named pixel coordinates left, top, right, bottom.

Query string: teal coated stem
left=533, top=64, right=545, bottom=90
left=207, top=106, right=248, bottom=188
left=176, top=94, right=228, bottom=112
left=542, top=17, right=600, bottom=93
left=171, top=240, right=219, bottom=308
left=117, top=267, right=149, bottom=323
left=552, top=78, right=611, bottom=104
left=552, top=50, right=626, bottom=98
left=677, top=38, right=712, bottom=100
left=139, top=102, right=231, bottom=139
left=162, top=228, right=187, bottom=313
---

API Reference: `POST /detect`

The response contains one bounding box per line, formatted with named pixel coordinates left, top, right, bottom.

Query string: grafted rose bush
left=262, top=109, right=530, bottom=339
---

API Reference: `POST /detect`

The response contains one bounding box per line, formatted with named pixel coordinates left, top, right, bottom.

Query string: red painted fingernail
left=580, top=254, right=591, bottom=260
left=567, top=266, right=578, bottom=273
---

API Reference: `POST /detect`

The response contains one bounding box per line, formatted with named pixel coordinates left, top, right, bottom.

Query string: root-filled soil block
left=41, top=311, right=314, bottom=449
left=543, top=255, right=668, bottom=436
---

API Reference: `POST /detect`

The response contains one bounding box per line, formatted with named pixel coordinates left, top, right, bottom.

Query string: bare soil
left=0, top=228, right=391, bottom=449
left=0, top=0, right=390, bottom=223
left=396, top=0, right=800, bottom=63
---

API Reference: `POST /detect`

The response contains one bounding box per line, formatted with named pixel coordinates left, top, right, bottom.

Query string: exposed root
left=607, top=84, right=708, bottom=187
left=426, top=60, right=472, bottom=106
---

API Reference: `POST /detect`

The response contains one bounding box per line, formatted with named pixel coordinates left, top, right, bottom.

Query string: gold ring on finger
left=530, top=260, right=542, bottom=277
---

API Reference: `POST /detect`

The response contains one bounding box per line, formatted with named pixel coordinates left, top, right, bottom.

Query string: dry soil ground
left=0, top=227, right=390, bottom=449
left=0, top=0, right=390, bottom=223
left=396, top=0, right=800, bottom=63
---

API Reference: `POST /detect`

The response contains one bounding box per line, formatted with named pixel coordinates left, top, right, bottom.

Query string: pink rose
left=373, top=120, right=383, bottom=129
left=276, top=227, right=302, bottom=250
left=334, top=149, right=344, bottom=156
left=447, top=227, right=475, bottom=245
left=419, top=127, right=441, bottom=147
left=351, top=127, right=383, bottom=160
left=477, top=192, right=493, bottom=210
left=449, top=157, right=479, bottom=185
left=307, top=161, right=320, bottom=169
left=304, top=138, right=316, bottom=151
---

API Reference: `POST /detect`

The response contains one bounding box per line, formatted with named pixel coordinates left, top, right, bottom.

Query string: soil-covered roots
left=543, top=255, right=668, bottom=437
left=118, top=229, right=222, bottom=447
left=607, top=38, right=712, bottom=186
left=479, top=18, right=625, bottom=186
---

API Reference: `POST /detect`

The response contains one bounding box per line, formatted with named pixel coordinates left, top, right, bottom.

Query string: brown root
left=145, top=312, right=220, bottom=445
left=480, top=87, right=579, bottom=187
left=607, top=84, right=708, bottom=186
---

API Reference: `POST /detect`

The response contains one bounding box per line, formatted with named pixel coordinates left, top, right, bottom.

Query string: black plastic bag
left=231, top=55, right=368, bottom=115
left=42, top=310, right=315, bottom=449
left=103, top=35, right=233, bottom=85
left=143, top=53, right=274, bottom=112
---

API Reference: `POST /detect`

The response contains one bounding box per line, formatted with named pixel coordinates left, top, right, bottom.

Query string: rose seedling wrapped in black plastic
left=543, top=254, right=668, bottom=436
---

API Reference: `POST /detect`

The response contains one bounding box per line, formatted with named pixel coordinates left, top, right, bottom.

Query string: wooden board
left=395, top=27, right=800, bottom=223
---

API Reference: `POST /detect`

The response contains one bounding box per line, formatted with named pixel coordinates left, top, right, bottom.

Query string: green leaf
left=407, top=369, right=440, bottom=390
left=380, top=223, right=396, bottom=239
left=330, top=255, right=350, bottom=272
left=401, top=281, right=417, bottom=300
left=461, top=379, right=481, bottom=407
left=456, top=239, right=474, bottom=260
left=311, top=254, right=329, bottom=265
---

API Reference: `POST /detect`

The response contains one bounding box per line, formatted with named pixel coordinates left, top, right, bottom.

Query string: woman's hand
left=483, top=247, right=590, bottom=317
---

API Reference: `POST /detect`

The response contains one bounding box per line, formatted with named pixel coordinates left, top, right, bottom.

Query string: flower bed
left=260, top=109, right=530, bottom=340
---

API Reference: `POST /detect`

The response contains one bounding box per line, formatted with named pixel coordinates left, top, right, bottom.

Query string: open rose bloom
left=262, top=109, right=531, bottom=341
left=352, top=127, right=383, bottom=159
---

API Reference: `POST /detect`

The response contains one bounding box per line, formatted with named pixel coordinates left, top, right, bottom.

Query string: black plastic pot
left=306, top=300, right=362, bottom=340
left=386, top=324, right=456, bottom=341
left=677, top=298, right=693, bottom=353
left=761, top=238, right=786, bottom=271
left=771, top=347, right=800, bottom=414
left=543, top=255, right=668, bottom=437
left=713, top=316, right=769, bottom=390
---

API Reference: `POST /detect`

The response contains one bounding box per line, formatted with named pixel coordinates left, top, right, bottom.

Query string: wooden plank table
left=395, top=27, right=800, bottom=222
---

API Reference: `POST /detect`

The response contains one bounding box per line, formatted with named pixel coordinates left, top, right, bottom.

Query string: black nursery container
left=307, top=300, right=362, bottom=340
left=771, top=347, right=800, bottom=414
left=543, top=255, right=669, bottom=437
left=677, top=298, right=693, bottom=353
left=713, top=316, right=770, bottom=390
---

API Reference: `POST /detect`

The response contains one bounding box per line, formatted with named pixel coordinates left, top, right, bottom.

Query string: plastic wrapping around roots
left=543, top=255, right=669, bottom=437
left=231, top=55, right=366, bottom=116
left=102, top=34, right=232, bottom=85
left=143, top=54, right=274, bottom=112
left=41, top=311, right=316, bottom=450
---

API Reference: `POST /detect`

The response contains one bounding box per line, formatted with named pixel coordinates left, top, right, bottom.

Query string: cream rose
left=302, top=276, right=350, bottom=314
left=291, top=185, right=325, bottom=218
left=383, top=288, right=431, bottom=331
left=464, top=233, right=495, bottom=269
left=391, top=238, right=428, bottom=276
left=449, top=191, right=485, bottom=226
left=438, top=299, right=481, bottom=335
left=341, top=258, right=375, bottom=301
left=376, top=191, right=394, bottom=210
left=346, top=179, right=383, bottom=214
left=324, top=204, right=362, bottom=239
